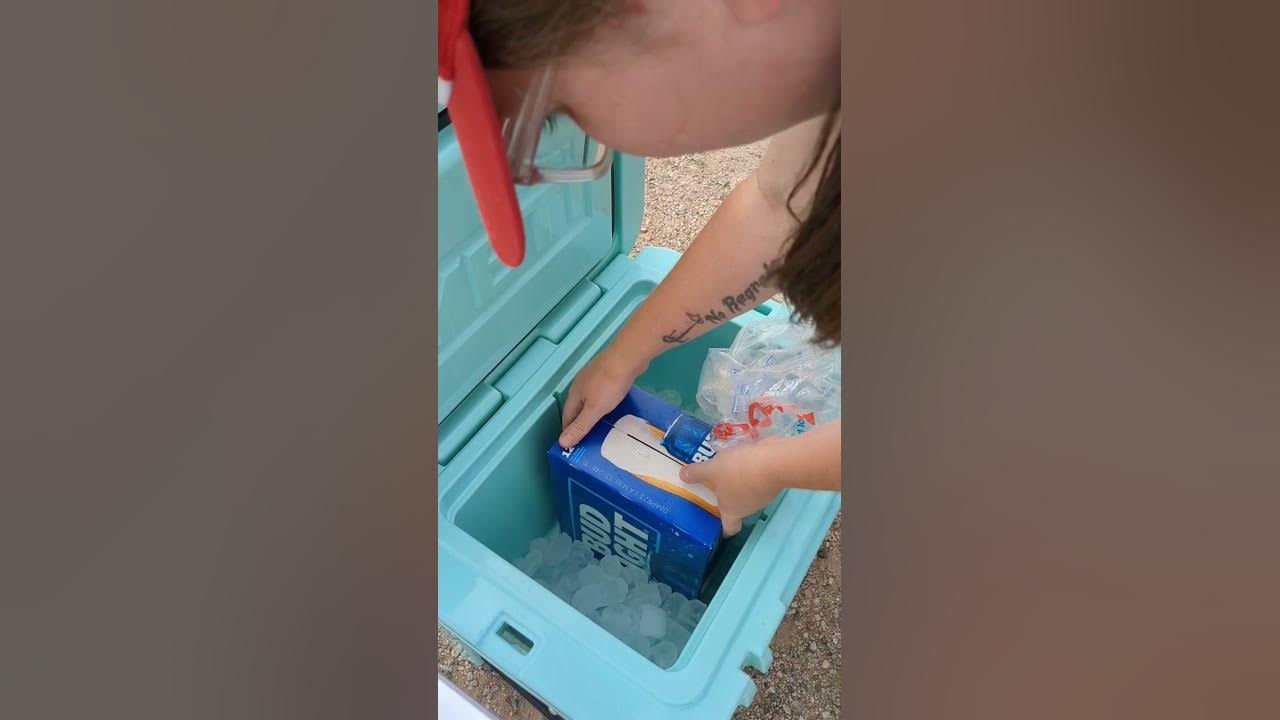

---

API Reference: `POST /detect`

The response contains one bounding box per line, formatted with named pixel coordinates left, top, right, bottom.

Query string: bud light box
left=547, top=386, right=721, bottom=599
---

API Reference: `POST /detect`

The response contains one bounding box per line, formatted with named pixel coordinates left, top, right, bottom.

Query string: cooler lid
left=438, top=114, right=642, bottom=422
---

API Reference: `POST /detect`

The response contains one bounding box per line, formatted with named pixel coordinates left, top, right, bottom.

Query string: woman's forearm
left=602, top=116, right=832, bottom=377
left=606, top=171, right=795, bottom=373
left=760, top=420, right=842, bottom=493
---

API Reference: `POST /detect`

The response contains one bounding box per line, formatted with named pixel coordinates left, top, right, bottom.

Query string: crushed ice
left=514, top=531, right=707, bottom=669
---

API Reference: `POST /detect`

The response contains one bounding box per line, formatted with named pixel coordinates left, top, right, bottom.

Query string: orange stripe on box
left=634, top=474, right=721, bottom=518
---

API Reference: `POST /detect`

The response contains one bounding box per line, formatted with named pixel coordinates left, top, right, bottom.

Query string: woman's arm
left=559, top=116, right=831, bottom=447
left=608, top=115, right=834, bottom=363
left=679, top=420, right=841, bottom=536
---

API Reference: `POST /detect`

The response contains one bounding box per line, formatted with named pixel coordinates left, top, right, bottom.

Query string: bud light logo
left=578, top=503, right=651, bottom=570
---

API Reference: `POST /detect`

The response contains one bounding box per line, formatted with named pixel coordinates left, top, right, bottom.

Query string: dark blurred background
left=2, top=2, right=436, bottom=719
left=844, top=2, right=1279, bottom=718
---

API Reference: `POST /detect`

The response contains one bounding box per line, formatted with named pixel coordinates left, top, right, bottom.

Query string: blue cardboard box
left=548, top=386, right=721, bottom=598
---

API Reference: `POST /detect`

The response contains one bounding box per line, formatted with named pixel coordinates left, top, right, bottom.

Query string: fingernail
left=559, top=434, right=572, bottom=448
left=678, top=466, right=690, bottom=482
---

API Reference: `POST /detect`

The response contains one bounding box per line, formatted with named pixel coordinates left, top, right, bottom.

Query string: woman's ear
left=725, top=0, right=786, bottom=25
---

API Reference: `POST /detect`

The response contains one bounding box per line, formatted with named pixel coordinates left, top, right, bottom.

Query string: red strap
left=438, top=0, right=467, bottom=83
left=448, top=32, right=526, bottom=267
left=713, top=400, right=817, bottom=443
left=747, top=401, right=785, bottom=427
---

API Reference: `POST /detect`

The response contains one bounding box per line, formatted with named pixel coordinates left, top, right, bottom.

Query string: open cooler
left=438, top=111, right=840, bottom=719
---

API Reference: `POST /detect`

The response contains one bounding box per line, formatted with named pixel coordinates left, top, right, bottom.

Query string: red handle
left=448, top=32, right=526, bottom=268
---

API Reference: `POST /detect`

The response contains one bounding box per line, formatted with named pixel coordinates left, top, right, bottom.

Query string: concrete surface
left=438, top=143, right=842, bottom=720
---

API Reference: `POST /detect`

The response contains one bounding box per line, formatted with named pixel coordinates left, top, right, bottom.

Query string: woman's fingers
left=559, top=390, right=586, bottom=448
left=561, top=386, right=583, bottom=429
left=559, top=398, right=605, bottom=449
left=720, top=514, right=743, bottom=538
left=680, top=460, right=739, bottom=536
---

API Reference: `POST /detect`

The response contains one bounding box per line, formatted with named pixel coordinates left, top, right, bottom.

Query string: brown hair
left=471, top=1, right=622, bottom=69
left=770, top=108, right=840, bottom=346
left=470, top=0, right=841, bottom=345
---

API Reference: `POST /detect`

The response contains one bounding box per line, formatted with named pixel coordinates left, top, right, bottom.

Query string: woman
left=467, top=0, right=841, bottom=535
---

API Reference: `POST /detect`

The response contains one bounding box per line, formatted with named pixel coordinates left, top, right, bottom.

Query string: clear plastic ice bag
left=695, top=315, right=840, bottom=451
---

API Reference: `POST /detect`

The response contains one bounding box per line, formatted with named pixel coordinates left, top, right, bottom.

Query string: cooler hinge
left=438, top=278, right=605, bottom=467
left=437, top=382, right=503, bottom=466
left=488, top=273, right=609, bottom=393
left=536, top=278, right=602, bottom=344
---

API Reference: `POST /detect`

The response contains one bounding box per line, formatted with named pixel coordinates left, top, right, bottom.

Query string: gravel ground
left=632, top=142, right=768, bottom=255
left=438, top=143, right=842, bottom=720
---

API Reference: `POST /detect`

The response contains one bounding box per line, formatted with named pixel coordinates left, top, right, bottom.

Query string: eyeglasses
left=439, top=1, right=613, bottom=268
left=502, top=65, right=614, bottom=186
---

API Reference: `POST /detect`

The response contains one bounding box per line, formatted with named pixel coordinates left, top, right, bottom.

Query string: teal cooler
left=437, top=111, right=840, bottom=719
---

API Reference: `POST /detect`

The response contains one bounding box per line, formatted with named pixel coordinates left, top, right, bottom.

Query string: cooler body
left=437, top=110, right=839, bottom=719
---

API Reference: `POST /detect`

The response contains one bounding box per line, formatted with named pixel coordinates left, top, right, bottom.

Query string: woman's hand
left=679, top=438, right=787, bottom=537
left=559, top=344, right=647, bottom=448
left=679, top=421, right=841, bottom=536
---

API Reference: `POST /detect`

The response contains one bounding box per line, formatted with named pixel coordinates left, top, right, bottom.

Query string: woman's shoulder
left=756, top=113, right=840, bottom=208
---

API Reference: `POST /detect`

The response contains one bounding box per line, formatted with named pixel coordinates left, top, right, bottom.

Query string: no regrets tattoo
left=661, top=260, right=781, bottom=344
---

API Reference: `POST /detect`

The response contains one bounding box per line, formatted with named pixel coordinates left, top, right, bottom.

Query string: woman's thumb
left=679, top=461, right=707, bottom=485
left=559, top=400, right=604, bottom=449
left=720, top=514, right=743, bottom=537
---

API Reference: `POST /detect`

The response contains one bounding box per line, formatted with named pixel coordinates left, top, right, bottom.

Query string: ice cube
left=616, top=605, right=640, bottom=629
left=661, top=592, right=687, bottom=617
left=571, top=583, right=608, bottom=614
left=625, top=633, right=652, bottom=657
left=600, top=577, right=629, bottom=606
left=530, top=537, right=548, bottom=555
left=665, top=620, right=691, bottom=651
left=639, top=604, right=667, bottom=639
left=600, top=554, right=623, bottom=578
left=627, top=583, right=662, bottom=609
left=655, top=583, right=672, bottom=603
left=678, top=599, right=707, bottom=628
left=620, top=564, right=645, bottom=588
left=650, top=640, right=679, bottom=669
left=600, top=606, right=631, bottom=639
left=561, top=552, right=585, bottom=574
left=550, top=561, right=570, bottom=584
left=533, top=560, right=558, bottom=585
left=555, top=572, right=582, bottom=599
left=569, top=544, right=593, bottom=567
left=516, top=548, right=543, bottom=576
left=543, top=532, right=572, bottom=566
left=579, top=564, right=607, bottom=587
left=553, top=583, right=574, bottom=604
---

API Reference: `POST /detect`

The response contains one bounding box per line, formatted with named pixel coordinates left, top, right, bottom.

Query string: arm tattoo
left=721, top=259, right=782, bottom=313
left=662, top=312, right=705, bottom=344
left=660, top=260, right=783, bottom=345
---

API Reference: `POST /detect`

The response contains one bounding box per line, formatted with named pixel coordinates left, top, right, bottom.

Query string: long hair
left=770, top=106, right=841, bottom=345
